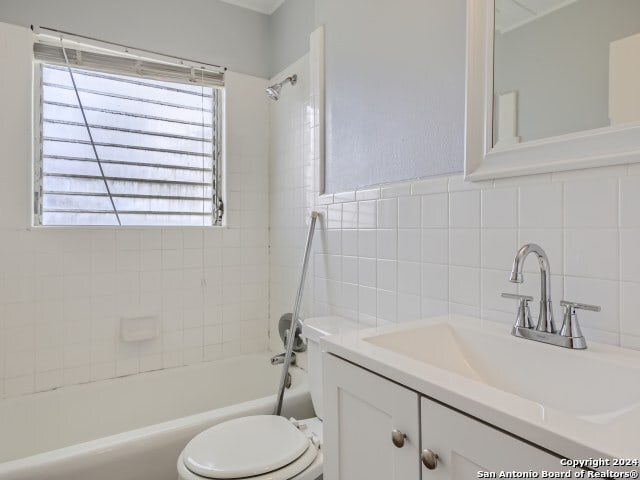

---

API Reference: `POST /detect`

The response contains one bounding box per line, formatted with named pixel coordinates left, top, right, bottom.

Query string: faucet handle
left=559, top=300, right=601, bottom=313
left=558, top=300, right=600, bottom=349
left=501, top=293, right=534, bottom=329
left=501, top=293, right=533, bottom=302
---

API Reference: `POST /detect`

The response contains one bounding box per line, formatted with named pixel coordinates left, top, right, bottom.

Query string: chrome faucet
left=502, top=243, right=600, bottom=349
left=508, top=243, right=555, bottom=333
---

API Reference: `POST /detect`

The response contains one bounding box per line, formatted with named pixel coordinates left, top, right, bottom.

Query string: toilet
left=177, top=316, right=361, bottom=480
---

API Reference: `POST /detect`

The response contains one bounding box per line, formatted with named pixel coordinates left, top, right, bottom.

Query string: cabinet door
left=420, top=397, right=577, bottom=478
left=323, top=353, right=420, bottom=480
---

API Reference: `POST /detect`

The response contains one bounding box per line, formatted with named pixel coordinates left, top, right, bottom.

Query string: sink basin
left=363, top=321, right=640, bottom=421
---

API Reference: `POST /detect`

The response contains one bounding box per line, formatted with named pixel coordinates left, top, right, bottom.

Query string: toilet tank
left=302, top=316, right=362, bottom=420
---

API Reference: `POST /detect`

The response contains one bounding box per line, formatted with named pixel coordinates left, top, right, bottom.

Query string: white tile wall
left=268, top=55, right=314, bottom=353
left=11, top=40, right=640, bottom=404
left=308, top=164, right=640, bottom=350
left=0, top=70, right=270, bottom=399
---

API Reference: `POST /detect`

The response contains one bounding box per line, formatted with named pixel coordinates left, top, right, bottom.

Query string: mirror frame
left=464, top=0, right=640, bottom=181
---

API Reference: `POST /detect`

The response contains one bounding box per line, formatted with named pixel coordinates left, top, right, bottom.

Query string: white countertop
left=320, top=315, right=640, bottom=463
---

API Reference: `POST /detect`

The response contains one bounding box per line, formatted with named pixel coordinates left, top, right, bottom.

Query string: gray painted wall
left=0, top=0, right=271, bottom=77
left=495, top=0, right=640, bottom=144
left=268, top=0, right=315, bottom=77
left=1, top=0, right=470, bottom=192
left=316, top=0, right=466, bottom=193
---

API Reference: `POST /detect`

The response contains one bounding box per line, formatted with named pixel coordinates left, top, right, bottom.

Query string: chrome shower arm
left=266, top=74, right=298, bottom=101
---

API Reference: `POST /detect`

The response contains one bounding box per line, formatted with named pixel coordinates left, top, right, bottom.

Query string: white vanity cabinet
left=324, top=352, right=576, bottom=480
left=322, top=353, right=421, bottom=480
left=420, top=397, right=574, bottom=478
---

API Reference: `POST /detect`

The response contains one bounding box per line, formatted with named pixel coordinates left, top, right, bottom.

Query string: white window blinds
left=34, top=41, right=224, bottom=226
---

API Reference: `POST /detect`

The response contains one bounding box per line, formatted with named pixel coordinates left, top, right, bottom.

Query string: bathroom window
left=33, top=42, right=224, bottom=226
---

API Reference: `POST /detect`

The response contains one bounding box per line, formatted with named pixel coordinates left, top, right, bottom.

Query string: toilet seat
left=178, top=444, right=320, bottom=480
left=179, top=416, right=321, bottom=480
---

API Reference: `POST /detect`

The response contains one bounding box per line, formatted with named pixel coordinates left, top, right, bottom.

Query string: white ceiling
left=496, top=0, right=578, bottom=33
left=219, top=0, right=285, bottom=15
left=222, top=0, right=575, bottom=27
left=221, top=0, right=577, bottom=27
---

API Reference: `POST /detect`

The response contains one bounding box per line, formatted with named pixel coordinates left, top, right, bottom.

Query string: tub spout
left=270, top=352, right=296, bottom=366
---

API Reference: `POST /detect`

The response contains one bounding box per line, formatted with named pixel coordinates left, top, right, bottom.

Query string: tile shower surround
left=0, top=72, right=270, bottom=399
left=268, top=55, right=315, bottom=354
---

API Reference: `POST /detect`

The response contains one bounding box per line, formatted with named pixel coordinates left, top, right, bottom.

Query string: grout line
left=616, top=177, right=622, bottom=342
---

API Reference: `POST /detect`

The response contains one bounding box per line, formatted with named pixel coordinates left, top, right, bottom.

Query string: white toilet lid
left=182, top=415, right=311, bottom=479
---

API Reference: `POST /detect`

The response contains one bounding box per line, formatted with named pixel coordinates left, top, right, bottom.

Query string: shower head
left=266, top=83, right=282, bottom=101
left=266, top=74, right=297, bottom=101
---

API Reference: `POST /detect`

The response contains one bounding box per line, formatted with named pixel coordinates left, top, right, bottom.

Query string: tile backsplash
left=309, top=167, right=640, bottom=350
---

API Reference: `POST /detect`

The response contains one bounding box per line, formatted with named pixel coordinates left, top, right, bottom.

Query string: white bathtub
left=0, top=353, right=313, bottom=480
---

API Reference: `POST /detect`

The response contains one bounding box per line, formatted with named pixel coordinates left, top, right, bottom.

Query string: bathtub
left=0, top=352, right=314, bottom=480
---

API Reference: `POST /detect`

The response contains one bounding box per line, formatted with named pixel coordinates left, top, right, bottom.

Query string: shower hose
left=273, top=211, right=319, bottom=416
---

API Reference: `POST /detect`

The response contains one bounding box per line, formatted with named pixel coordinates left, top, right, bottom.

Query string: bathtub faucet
left=270, top=352, right=296, bottom=366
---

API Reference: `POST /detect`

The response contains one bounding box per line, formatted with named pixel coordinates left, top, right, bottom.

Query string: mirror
left=493, top=0, right=640, bottom=147
left=465, top=0, right=640, bottom=181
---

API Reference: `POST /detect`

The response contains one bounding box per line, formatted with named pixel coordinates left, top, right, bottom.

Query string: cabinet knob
left=421, top=449, right=439, bottom=470
left=391, top=429, right=406, bottom=448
